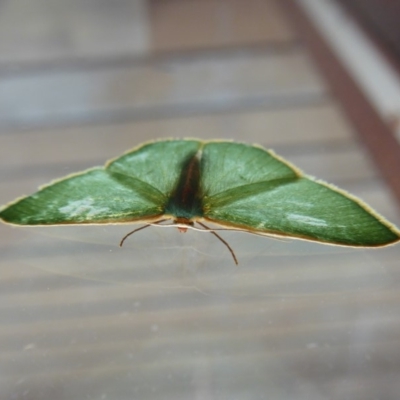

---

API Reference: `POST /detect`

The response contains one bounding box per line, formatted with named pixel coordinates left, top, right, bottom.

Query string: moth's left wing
left=1, top=139, right=204, bottom=226
left=0, top=168, right=164, bottom=225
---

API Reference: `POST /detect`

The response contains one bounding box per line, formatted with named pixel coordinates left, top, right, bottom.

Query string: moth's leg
left=197, top=221, right=238, bottom=265
left=120, top=219, right=168, bottom=247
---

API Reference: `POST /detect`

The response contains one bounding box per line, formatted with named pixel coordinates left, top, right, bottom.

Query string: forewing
left=204, top=177, right=400, bottom=246
left=200, top=141, right=299, bottom=199
left=107, top=139, right=202, bottom=194
left=0, top=168, right=164, bottom=225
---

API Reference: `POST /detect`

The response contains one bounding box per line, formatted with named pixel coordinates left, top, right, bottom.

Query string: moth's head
left=174, top=217, right=194, bottom=233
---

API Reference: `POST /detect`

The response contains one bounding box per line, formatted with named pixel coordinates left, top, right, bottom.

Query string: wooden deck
left=0, top=1, right=399, bottom=399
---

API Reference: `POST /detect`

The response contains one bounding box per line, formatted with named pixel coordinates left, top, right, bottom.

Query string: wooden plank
left=0, top=49, right=326, bottom=130
left=150, top=0, right=296, bottom=51
left=1, top=260, right=400, bottom=394
left=0, top=103, right=354, bottom=170
left=2, top=328, right=400, bottom=378
left=0, top=0, right=150, bottom=66
left=1, top=246, right=399, bottom=311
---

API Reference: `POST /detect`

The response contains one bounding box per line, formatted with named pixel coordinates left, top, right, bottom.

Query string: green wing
left=201, top=142, right=400, bottom=246
left=0, top=168, right=165, bottom=225
left=107, top=139, right=201, bottom=195
left=0, top=139, right=202, bottom=225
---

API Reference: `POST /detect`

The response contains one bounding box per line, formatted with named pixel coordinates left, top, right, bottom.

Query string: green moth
left=1, top=139, right=399, bottom=264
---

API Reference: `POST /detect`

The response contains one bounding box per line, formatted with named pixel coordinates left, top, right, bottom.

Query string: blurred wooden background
left=0, top=1, right=399, bottom=399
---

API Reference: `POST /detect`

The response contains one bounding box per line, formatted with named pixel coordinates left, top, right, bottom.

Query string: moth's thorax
left=164, top=152, right=204, bottom=220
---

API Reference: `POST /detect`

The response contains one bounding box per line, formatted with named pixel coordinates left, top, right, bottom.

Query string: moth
left=1, top=139, right=399, bottom=264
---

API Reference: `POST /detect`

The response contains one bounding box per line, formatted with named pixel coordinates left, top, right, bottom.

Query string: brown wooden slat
left=0, top=49, right=326, bottom=130
left=336, top=0, right=400, bottom=60
left=0, top=0, right=150, bottom=65
left=0, top=104, right=361, bottom=172
left=150, top=0, right=296, bottom=52
left=336, top=0, right=400, bottom=101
